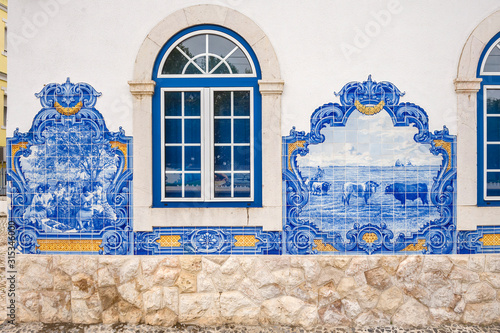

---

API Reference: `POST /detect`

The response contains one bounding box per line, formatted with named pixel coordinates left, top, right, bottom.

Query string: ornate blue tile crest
left=282, top=76, right=457, bottom=255
left=8, top=78, right=133, bottom=254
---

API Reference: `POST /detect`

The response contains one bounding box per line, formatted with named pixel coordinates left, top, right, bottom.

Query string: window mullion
left=181, top=92, right=185, bottom=198
left=205, top=88, right=213, bottom=201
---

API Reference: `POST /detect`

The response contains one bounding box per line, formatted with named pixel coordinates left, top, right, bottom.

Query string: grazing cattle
left=311, top=181, right=331, bottom=195
left=384, top=183, right=428, bottom=205
left=342, top=181, right=379, bottom=206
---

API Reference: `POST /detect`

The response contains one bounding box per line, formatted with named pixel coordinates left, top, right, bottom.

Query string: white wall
left=8, top=0, right=500, bottom=136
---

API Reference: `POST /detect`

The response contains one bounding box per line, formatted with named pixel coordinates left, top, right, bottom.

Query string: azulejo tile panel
left=282, top=75, right=457, bottom=255
left=9, top=76, right=462, bottom=255
left=8, top=78, right=133, bottom=254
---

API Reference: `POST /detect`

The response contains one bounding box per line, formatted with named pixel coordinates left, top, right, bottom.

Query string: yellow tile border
left=37, top=239, right=102, bottom=252
left=156, top=235, right=181, bottom=247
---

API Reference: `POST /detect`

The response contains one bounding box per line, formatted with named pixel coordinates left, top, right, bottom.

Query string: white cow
left=342, top=181, right=379, bottom=206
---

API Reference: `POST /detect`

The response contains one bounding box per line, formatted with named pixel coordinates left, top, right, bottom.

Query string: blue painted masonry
left=6, top=76, right=496, bottom=255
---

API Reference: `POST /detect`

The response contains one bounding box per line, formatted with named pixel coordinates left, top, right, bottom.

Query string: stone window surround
left=129, top=5, right=283, bottom=231
left=455, top=10, right=500, bottom=230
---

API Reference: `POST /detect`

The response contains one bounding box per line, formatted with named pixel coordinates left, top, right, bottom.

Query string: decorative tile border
left=458, top=226, right=500, bottom=254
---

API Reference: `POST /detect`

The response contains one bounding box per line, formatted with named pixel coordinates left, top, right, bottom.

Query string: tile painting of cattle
left=342, top=181, right=379, bottom=205
left=384, top=183, right=428, bottom=206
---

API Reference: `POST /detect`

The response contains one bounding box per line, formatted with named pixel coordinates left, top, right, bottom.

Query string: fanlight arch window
left=152, top=26, right=262, bottom=207
left=158, top=30, right=256, bottom=76
left=478, top=32, right=500, bottom=205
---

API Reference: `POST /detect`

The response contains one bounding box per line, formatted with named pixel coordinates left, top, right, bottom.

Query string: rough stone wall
left=14, top=255, right=500, bottom=328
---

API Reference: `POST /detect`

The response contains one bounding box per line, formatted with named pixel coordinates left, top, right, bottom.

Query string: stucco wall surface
left=7, top=0, right=500, bottom=135
left=13, top=254, right=500, bottom=328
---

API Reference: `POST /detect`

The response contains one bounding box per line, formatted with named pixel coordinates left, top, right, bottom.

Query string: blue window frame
left=478, top=31, right=500, bottom=206
left=152, top=25, right=262, bottom=207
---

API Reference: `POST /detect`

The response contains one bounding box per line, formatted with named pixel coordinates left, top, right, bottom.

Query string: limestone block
left=376, top=286, right=403, bottom=314
left=468, top=255, right=485, bottom=272
left=464, top=281, right=496, bottom=304
left=17, top=256, right=51, bottom=275
left=152, top=265, right=181, bottom=287
left=248, top=261, right=277, bottom=288
left=118, top=258, right=140, bottom=284
left=332, top=257, right=352, bottom=270
left=18, top=262, right=53, bottom=290
left=141, top=257, right=163, bottom=276
left=159, top=256, right=181, bottom=268
left=55, top=256, right=98, bottom=277
left=102, top=304, right=119, bottom=324
left=354, top=285, right=380, bottom=309
left=53, top=269, right=72, bottom=291
left=422, top=256, right=453, bottom=274
left=317, top=266, right=345, bottom=286
left=237, top=257, right=256, bottom=274
left=180, top=256, right=202, bottom=273
left=97, top=267, right=115, bottom=288
left=197, top=271, right=216, bottom=292
left=289, top=282, right=318, bottom=304
left=318, top=282, right=341, bottom=308
left=237, top=277, right=264, bottom=303
left=220, top=256, right=240, bottom=275
left=481, top=272, right=500, bottom=288
left=145, top=307, right=178, bottom=327
left=429, top=307, right=461, bottom=325
left=163, top=287, right=179, bottom=314
left=176, top=270, right=197, bottom=293
left=318, top=299, right=350, bottom=326
left=117, top=281, right=142, bottom=309
left=449, top=255, right=469, bottom=268
left=71, top=273, right=96, bottom=300
left=258, top=283, right=284, bottom=300
left=272, top=268, right=305, bottom=288
left=462, top=301, right=500, bottom=325
left=337, top=277, right=356, bottom=297
left=259, top=295, right=317, bottom=329
left=342, top=298, right=362, bottom=319
left=204, top=256, right=228, bottom=267
left=212, top=267, right=245, bottom=292
left=40, top=291, right=71, bottom=323
left=220, top=291, right=259, bottom=325
left=392, top=298, right=430, bottom=327
left=485, top=255, right=500, bottom=273
left=117, top=300, right=142, bottom=324
left=261, top=256, right=290, bottom=271
left=71, top=294, right=101, bottom=324
left=179, top=292, right=221, bottom=326
left=142, top=287, right=163, bottom=312
left=98, top=286, right=119, bottom=311
left=364, top=267, right=392, bottom=290
left=290, top=257, right=321, bottom=283
left=396, top=256, right=423, bottom=284
left=419, top=270, right=449, bottom=291
left=379, top=256, right=403, bottom=274
left=448, top=265, right=480, bottom=283
left=429, top=285, right=460, bottom=308
left=17, top=290, right=40, bottom=322
left=345, top=257, right=370, bottom=276
left=355, top=310, right=390, bottom=327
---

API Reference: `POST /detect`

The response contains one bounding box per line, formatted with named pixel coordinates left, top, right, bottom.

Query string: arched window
left=152, top=25, right=262, bottom=207
left=478, top=32, right=500, bottom=205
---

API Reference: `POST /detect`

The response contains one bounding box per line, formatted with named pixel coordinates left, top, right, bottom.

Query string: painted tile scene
left=297, top=110, right=442, bottom=237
